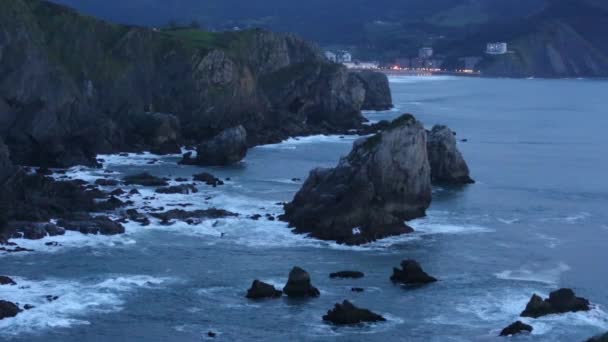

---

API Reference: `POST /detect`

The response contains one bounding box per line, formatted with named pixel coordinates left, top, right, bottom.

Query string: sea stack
left=282, top=114, right=431, bottom=245
left=426, top=125, right=474, bottom=184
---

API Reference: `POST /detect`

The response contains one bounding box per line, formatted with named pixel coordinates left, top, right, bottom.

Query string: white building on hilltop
left=486, top=42, right=508, bottom=55
left=337, top=50, right=352, bottom=63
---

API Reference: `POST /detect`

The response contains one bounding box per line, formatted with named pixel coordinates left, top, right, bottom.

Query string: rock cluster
left=500, top=321, right=533, bottom=336
left=520, top=288, right=590, bottom=318
left=282, top=114, right=432, bottom=245
left=322, top=300, right=386, bottom=325
left=329, top=271, right=365, bottom=279
left=390, top=260, right=437, bottom=285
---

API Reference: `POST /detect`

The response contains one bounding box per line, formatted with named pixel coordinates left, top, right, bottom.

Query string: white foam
left=257, top=135, right=358, bottom=149
left=494, top=263, right=571, bottom=285
left=0, top=275, right=171, bottom=337
left=540, top=212, right=591, bottom=224
left=97, top=151, right=179, bottom=167
left=388, top=75, right=457, bottom=84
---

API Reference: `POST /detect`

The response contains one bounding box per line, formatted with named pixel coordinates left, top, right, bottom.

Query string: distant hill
left=47, top=0, right=608, bottom=76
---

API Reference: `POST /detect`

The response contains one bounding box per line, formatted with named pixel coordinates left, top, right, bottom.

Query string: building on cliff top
left=486, top=42, right=508, bottom=55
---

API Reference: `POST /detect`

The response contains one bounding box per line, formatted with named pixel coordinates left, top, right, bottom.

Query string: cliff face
left=480, top=1, right=608, bottom=78
left=0, top=0, right=373, bottom=167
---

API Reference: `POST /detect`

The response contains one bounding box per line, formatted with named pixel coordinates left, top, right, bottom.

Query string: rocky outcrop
left=323, top=300, right=386, bottom=325
left=0, top=300, right=21, bottom=320
left=520, top=288, right=590, bottom=318
left=155, top=184, right=198, bottom=195
left=181, top=126, right=248, bottom=166
left=0, top=276, right=16, bottom=285
left=282, top=267, right=320, bottom=298
left=390, top=260, right=438, bottom=285
left=56, top=216, right=125, bottom=235
left=193, top=172, right=224, bottom=186
left=282, top=114, right=432, bottom=245
left=427, top=125, right=474, bottom=184
left=587, top=332, right=608, bottom=342
left=0, top=0, right=369, bottom=167
left=500, top=321, right=533, bottom=336
left=246, top=280, right=283, bottom=299
left=329, top=271, right=364, bottom=279
left=351, top=70, right=393, bottom=111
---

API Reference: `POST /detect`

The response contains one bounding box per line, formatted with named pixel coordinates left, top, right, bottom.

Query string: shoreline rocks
left=282, top=114, right=432, bottom=245
left=0, top=276, right=16, bottom=285
left=390, top=260, right=437, bottom=285
left=0, top=300, right=21, bottom=320
left=520, top=288, right=590, bottom=318
left=283, top=267, right=320, bottom=298
left=323, top=300, right=386, bottom=325
left=246, top=280, right=283, bottom=299
left=351, top=70, right=393, bottom=111
left=500, top=321, right=533, bottom=336
left=427, top=125, right=474, bottom=184
left=587, top=332, right=608, bottom=342
left=193, top=172, right=224, bottom=187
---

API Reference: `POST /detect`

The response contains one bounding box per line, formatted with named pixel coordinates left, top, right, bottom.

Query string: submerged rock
left=123, top=173, right=169, bottom=187
left=150, top=209, right=237, bottom=223
left=0, top=276, right=16, bottom=285
left=390, top=260, right=437, bottom=285
left=283, top=267, right=320, bottom=298
left=426, top=125, right=474, bottom=184
left=0, top=300, right=21, bottom=320
left=500, top=321, right=533, bottom=336
left=95, top=178, right=119, bottom=186
left=282, top=114, right=431, bottom=245
left=246, top=280, right=283, bottom=299
left=329, top=271, right=365, bottom=279
left=193, top=172, right=224, bottom=186
left=9, top=222, right=65, bottom=240
left=155, top=184, right=198, bottom=194
left=57, top=216, right=125, bottom=235
left=520, top=288, right=590, bottom=318
left=322, top=300, right=386, bottom=325
left=182, top=126, right=248, bottom=166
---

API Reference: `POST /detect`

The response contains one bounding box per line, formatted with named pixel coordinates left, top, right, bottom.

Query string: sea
left=2, top=76, right=608, bottom=341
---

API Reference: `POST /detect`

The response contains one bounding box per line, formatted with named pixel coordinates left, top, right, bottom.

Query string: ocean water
left=2, top=76, right=608, bottom=341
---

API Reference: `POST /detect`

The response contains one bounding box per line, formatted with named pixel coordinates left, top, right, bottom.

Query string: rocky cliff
left=282, top=114, right=432, bottom=245
left=0, top=0, right=385, bottom=167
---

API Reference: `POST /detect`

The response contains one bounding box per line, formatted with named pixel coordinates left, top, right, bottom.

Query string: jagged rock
left=182, top=126, right=248, bottom=166
left=95, top=178, right=119, bottom=186
left=123, top=173, right=168, bottom=186
left=110, top=189, right=125, bottom=196
left=150, top=209, right=237, bottom=223
left=0, top=300, right=21, bottom=320
left=8, top=222, right=65, bottom=240
left=125, top=209, right=150, bottom=226
left=95, top=196, right=126, bottom=211
left=155, top=184, right=198, bottom=194
left=57, top=216, right=125, bottom=235
left=427, top=125, right=474, bottom=184
left=246, top=280, right=283, bottom=299
left=282, top=267, right=320, bottom=298
left=329, top=271, right=364, bottom=279
left=351, top=70, right=393, bottom=111
left=193, top=172, right=224, bottom=186
left=500, top=321, right=533, bottom=336
left=322, top=300, right=386, bottom=325
left=587, top=332, right=608, bottom=342
left=520, top=288, right=590, bottom=318
left=282, top=114, right=431, bottom=245
left=390, top=260, right=437, bottom=285
left=0, top=276, right=16, bottom=285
